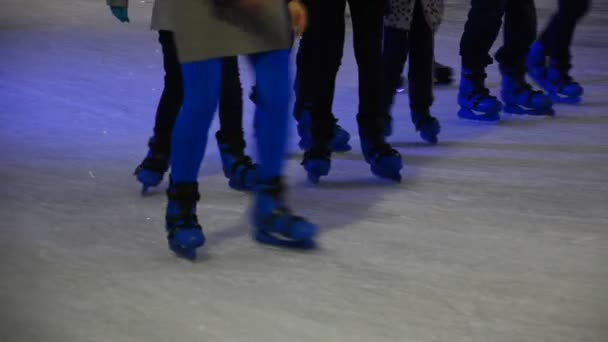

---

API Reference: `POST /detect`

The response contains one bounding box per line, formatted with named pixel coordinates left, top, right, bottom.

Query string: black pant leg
left=495, top=0, right=537, bottom=73
left=539, top=0, right=591, bottom=65
left=296, top=0, right=347, bottom=147
left=459, top=0, right=507, bottom=70
left=408, top=0, right=434, bottom=115
left=152, top=30, right=183, bottom=156
left=349, top=0, right=386, bottom=139
left=382, top=27, right=409, bottom=117
left=217, top=56, right=245, bottom=147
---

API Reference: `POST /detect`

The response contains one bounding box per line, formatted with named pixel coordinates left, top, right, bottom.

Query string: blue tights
left=170, top=49, right=291, bottom=184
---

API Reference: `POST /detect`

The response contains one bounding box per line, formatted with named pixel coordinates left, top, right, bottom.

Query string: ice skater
left=160, top=0, right=316, bottom=259
left=527, top=0, right=590, bottom=104
left=383, top=0, right=443, bottom=143
left=295, top=0, right=403, bottom=184
left=457, top=0, right=554, bottom=122
left=107, top=0, right=259, bottom=193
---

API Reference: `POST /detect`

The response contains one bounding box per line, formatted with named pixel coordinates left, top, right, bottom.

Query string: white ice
left=1, top=0, right=607, bottom=341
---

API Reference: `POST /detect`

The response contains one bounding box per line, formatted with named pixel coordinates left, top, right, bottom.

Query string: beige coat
left=106, top=0, right=173, bottom=31
left=170, top=0, right=292, bottom=63
left=108, top=0, right=292, bottom=63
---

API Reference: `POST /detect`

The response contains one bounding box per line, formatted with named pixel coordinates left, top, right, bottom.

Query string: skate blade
left=254, top=230, right=316, bottom=249
left=504, top=104, right=555, bottom=116
left=550, top=93, right=582, bottom=105
left=457, top=108, right=501, bottom=122
left=371, top=166, right=402, bottom=183
left=168, top=236, right=205, bottom=260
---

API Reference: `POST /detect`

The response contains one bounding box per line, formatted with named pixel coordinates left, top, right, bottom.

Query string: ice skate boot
left=165, top=182, right=206, bottom=260
left=301, top=147, right=331, bottom=184
left=252, top=177, right=317, bottom=249
left=216, top=131, right=259, bottom=191
left=457, top=69, right=503, bottom=122
left=434, top=61, right=454, bottom=85
left=501, top=71, right=554, bottom=115
left=360, top=135, right=403, bottom=182
left=411, top=112, right=441, bottom=144
left=527, top=42, right=548, bottom=86
left=295, top=105, right=351, bottom=152
left=134, top=138, right=169, bottom=193
left=543, top=62, right=584, bottom=104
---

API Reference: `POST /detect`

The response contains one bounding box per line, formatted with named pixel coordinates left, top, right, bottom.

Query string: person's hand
left=288, top=1, right=307, bottom=35
left=110, top=6, right=130, bottom=23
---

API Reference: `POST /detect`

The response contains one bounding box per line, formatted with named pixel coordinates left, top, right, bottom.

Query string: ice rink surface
left=1, top=0, right=607, bottom=341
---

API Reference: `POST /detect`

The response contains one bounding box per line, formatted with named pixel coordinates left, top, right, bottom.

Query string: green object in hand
left=110, top=7, right=130, bottom=23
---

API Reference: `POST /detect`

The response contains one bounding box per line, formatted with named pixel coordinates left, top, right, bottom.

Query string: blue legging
left=170, top=49, right=291, bottom=184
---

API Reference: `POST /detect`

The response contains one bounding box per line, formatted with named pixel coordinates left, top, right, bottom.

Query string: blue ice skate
left=301, top=148, right=331, bottom=184
left=252, top=178, right=317, bottom=249
left=412, top=112, right=441, bottom=144
left=134, top=150, right=169, bottom=194
left=296, top=110, right=352, bottom=152
left=501, top=72, right=554, bottom=116
left=527, top=42, right=548, bottom=86
left=527, top=42, right=582, bottom=104
left=457, top=69, right=502, bottom=122
left=165, top=182, right=206, bottom=260
left=360, top=137, right=403, bottom=182
left=216, top=131, right=259, bottom=191
left=543, top=65, right=584, bottom=104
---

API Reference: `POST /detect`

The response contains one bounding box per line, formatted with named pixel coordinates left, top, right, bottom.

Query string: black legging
left=382, top=0, right=434, bottom=117
left=459, top=0, right=537, bottom=73
left=295, top=0, right=386, bottom=145
left=151, top=30, right=244, bottom=155
left=538, top=0, right=591, bottom=67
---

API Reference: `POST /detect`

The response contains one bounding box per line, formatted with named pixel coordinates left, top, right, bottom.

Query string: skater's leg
left=249, top=50, right=291, bottom=181
left=215, top=56, right=259, bottom=191
left=382, top=26, right=409, bottom=137
left=459, top=0, right=506, bottom=71
left=165, top=59, right=222, bottom=259
left=497, top=0, right=553, bottom=115
left=530, top=0, right=589, bottom=103
left=495, top=0, right=537, bottom=73
left=170, top=60, right=223, bottom=183
left=295, top=0, right=350, bottom=152
left=349, top=0, right=386, bottom=140
left=153, top=30, right=183, bottom=156
left=350, top=0, right=403, bottom=181
left=408, top=0, right=440, bottom=143
left=134, top=30, right=183, bottom=192
left=457, top=0, right=506, bottom=121
left=217, top=56, right=244, bottom=143
left=299, top=0, right=349, bottom=183
left=249, top=49, right=317, bottom=247
left=540, top=0, right=591, bottom=65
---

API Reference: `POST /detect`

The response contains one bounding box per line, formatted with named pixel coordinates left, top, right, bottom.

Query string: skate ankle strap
left=256, top=177, right=284, bottom=198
